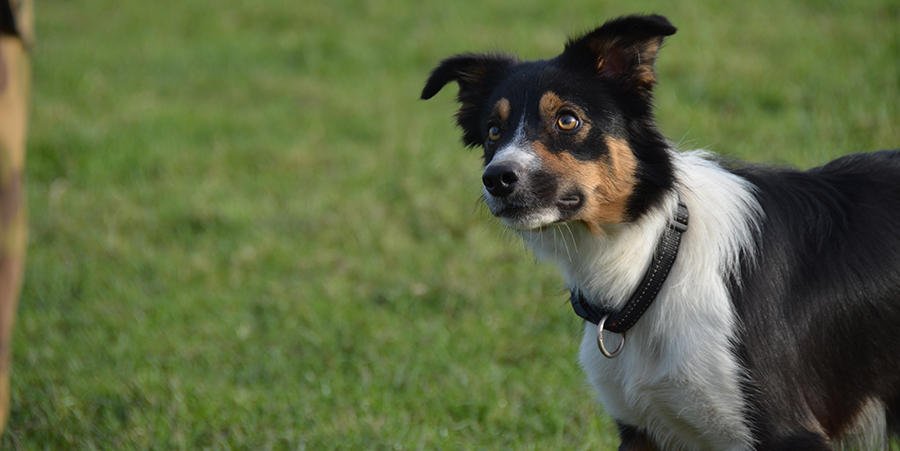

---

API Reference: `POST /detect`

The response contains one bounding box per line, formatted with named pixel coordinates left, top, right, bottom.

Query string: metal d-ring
left=597, top=315, right=625, bottom=358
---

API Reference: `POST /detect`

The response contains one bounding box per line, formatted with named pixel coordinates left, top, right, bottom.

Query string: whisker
left=563, top=222, right=579, bottom=256
left=555, top=225, right=573, bottom=262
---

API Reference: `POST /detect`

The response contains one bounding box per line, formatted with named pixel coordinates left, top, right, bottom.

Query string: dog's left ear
left=421, top=53, right=518, bottom=147
left=561, top=15, right=676, bottom=94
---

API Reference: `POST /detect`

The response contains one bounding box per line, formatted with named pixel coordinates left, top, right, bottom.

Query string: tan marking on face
left=539, top=92, right=566, bottom=122
left=492, top=98, right=510, bottom=122
left=538, top=92, right=591, bottom=143
left=532, top=136, right=637, bottom=235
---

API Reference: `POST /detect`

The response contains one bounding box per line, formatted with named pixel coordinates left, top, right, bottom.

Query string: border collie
left=421, top=14, right=900, bottom=451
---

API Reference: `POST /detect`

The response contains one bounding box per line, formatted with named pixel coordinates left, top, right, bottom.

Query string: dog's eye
left=557, top=114, right=580, bottom=131
left=487, top=125, right=501, bottom=143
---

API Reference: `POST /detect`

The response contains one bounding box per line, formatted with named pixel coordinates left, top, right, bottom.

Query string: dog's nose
left=482, top=162, right=522, bottom=198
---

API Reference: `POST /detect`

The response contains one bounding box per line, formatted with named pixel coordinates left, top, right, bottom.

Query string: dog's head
left=422, top=15, right=677, bottom=235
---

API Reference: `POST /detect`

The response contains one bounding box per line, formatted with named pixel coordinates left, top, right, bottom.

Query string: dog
left=421, top=14, right=900, bottom=451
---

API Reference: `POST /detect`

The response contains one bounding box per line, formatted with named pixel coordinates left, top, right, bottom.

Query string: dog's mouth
left=488, top=190, right=584, bottom=231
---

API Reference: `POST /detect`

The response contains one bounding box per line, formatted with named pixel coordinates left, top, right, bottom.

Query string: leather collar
left=569, top=198, right=689, bottom=334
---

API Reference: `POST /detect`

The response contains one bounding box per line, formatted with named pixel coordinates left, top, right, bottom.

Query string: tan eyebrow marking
left=492, top=97, right=510, bottom=122
left=539, top=91, right=566, bottom=121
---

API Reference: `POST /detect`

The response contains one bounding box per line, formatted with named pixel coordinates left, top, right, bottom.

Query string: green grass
left=3, top=0, right=898, bottom=449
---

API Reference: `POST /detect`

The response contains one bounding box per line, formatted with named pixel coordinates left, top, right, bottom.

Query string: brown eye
left=557, top=114, right=579, bottom=131
left=487, top=125, right=501, bottom=143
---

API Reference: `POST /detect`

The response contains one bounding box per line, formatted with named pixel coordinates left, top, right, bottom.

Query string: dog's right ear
left=421, top=53, right=517, bottom=148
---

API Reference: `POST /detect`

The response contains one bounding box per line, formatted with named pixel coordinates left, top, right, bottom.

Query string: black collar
left=569, top=198, right=689, bottom=334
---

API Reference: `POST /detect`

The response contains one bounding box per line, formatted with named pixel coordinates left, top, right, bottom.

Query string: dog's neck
left=569, top=199, right=688, bottom=333
left=519, top=193, right=681, bottom=313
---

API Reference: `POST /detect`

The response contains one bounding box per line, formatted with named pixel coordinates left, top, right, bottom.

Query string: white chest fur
left=520, top=151, right=762, bottom=450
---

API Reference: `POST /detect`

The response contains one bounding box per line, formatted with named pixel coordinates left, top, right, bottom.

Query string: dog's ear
left=421, top=53, right=518, bottom=147
left=561, top=15, right=676, bottom=94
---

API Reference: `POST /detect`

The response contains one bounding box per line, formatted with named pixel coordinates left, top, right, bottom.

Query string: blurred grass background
left=2, top=0, right=898, bottom=449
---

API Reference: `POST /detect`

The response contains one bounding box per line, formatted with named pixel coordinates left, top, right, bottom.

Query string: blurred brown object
left=0, top=0, right=31, bottom=434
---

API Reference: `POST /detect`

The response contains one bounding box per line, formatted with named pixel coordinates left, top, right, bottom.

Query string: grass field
left=2, top=0, right=898, bottom=449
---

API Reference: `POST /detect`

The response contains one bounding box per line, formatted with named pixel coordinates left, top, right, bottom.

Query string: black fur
left=728, top=150, right=900, bottom=446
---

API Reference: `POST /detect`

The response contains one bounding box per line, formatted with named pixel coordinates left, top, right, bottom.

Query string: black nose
left=482, top=162, right=522, bottom=198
